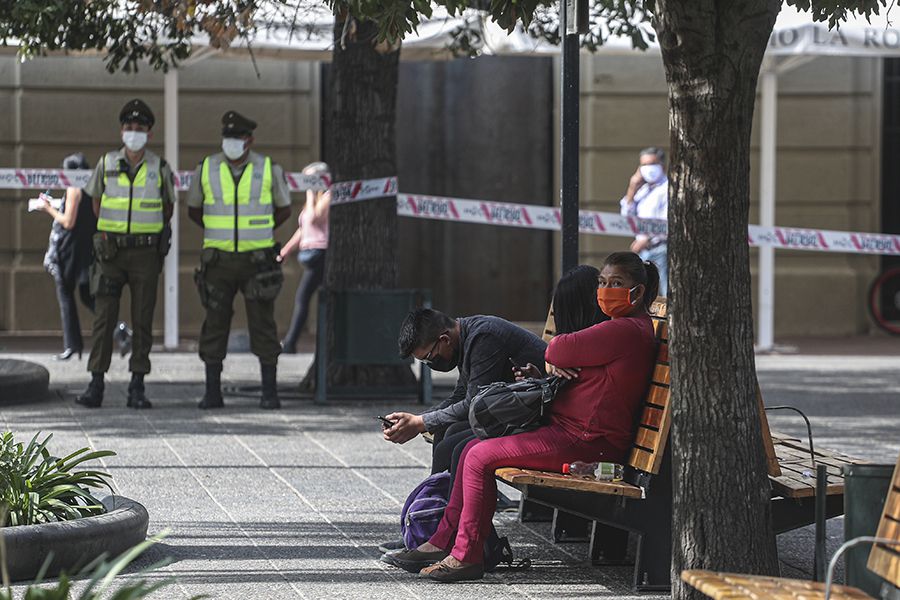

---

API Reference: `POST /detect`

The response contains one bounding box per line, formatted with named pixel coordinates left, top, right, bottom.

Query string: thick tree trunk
left=302, top=17, right=415, bottom=391
left=654, top=1, right=781, bottom=596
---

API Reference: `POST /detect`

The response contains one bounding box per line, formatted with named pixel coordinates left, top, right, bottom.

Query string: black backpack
left=468, top=376, right=565, bottom=439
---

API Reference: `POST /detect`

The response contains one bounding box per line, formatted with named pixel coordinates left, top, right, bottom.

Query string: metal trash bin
left=843, top=463, right=894, bottom=596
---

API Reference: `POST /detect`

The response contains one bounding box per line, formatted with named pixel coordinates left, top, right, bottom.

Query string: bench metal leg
left=552, top=509, right=592, bottom=543
left=633, top=526, right=672, bottom=592
left=519, top=497, right=555, bottom=522
left=590, top=522, right=630, bottom=565
left=314, top=290, right=328, bottom=405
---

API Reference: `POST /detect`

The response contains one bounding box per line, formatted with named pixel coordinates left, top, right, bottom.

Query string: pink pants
left=428, top=423, right=624, bottom=564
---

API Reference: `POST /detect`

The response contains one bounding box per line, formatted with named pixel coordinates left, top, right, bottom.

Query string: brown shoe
left=425, top=559, right=484, bottom=582
left=381, top=548, right=448, bottom=573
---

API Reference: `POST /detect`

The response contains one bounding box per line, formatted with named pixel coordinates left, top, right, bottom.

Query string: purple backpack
left=400, top=472, right=451, bottom=550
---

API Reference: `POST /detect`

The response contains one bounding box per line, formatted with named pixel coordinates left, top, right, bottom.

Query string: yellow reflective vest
left=97, top=151, right=164, bottom=234
left=201, top=152, right=274, bottom=252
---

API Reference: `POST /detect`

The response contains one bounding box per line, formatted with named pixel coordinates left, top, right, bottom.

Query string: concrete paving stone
left=1, top=349, right=898, bottom=598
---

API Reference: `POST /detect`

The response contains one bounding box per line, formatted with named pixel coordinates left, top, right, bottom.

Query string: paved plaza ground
left=0, top=341, right=899, bottom=599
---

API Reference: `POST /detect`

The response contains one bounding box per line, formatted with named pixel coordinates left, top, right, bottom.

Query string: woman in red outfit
left=389, top=252, right=660, bottom=582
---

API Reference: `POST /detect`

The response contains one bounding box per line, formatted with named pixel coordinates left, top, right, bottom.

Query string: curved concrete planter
left=1, top=496, right=149, bottom=582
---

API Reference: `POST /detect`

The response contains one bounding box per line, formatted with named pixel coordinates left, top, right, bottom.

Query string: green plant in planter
left=0, top=432, right=115, bottom=527
left=0, top=532, right=207, bottom=600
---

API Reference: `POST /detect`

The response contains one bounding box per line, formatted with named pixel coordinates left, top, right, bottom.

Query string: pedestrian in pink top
left=385, top=252, right=659, bottom=582
left=279, top=162, right=330, bottom=353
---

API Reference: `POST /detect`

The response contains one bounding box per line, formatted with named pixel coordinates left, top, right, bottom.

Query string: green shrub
left=0, top=432, right=115, bottom=527
left=0, top=532, right=206, bottom=600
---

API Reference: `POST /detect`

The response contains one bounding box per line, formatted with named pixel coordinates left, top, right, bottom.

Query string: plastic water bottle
left=561, top=461, right=624, bottom=481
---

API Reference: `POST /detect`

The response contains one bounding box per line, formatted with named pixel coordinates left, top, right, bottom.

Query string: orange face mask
left=597, top=286, right=639, bottom=318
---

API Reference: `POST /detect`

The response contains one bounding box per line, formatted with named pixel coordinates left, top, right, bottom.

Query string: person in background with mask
left=38, top=153, right=97, bottom=361
left=76, top=99, right=176, bottom=409
left=620, top=147, right=669, bottom=296
left=187, top=110, right=292, bottom=410
left=382, top=308, right=546, bottom=445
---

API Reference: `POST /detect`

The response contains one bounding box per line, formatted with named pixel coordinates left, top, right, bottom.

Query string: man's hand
left=630, top=237, right=650, bottom=253
left=383, top=412, right=426, bottom=444
left=512, top=362, right=542, bottom=381
left=546, top=362, right=580, bottom=380
left=625, top=167, right=645, bottom=201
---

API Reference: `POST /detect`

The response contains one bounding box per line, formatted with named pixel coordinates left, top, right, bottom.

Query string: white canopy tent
left=156, top=5, right=900, bottom=348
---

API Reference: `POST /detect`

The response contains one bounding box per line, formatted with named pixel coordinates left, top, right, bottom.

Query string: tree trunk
left=302, top=17, right=416, bottom=391
left=654, top=1, right=781, bottom=596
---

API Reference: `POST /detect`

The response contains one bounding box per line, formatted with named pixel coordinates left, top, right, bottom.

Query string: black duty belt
left=110, top=234, right=159, bottom=248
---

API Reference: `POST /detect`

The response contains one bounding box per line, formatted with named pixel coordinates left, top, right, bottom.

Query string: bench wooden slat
left=642, top=406, right=665, bottom=429
left=652, top=364, right=670, bottom=385
left=634, top=426, right=660, bottom=452
left=495, top=467, right=643, bottom=498
left=628, top=447, right=657, bottom=475
left=681, top=570, right=871, bottom=599
left=757, top=389, right=782, bottom=478
left=868, top=454, right=900, bottom=588
left=657, top=341, right=669, bottom=363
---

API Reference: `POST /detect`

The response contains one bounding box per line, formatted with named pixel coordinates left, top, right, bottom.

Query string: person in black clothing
left=377, top=308, right=547, bottom=554
left=384, top=308, right=548, bottom=444
left=39, top=153, right=98, bottom=361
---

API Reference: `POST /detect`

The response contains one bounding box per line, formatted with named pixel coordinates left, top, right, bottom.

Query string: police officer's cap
left=119, top=99, right=155, bottom=128
left=221, top=111, right=257, bottom=137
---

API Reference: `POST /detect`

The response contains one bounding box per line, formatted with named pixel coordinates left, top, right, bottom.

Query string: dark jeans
left=432, top=420, right=477, bottom=475
left=54, top=273, right=94, bottom=352
left=282, top=249, right=326, bottom=351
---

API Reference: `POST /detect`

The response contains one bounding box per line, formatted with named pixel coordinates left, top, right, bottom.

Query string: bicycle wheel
left=867, top=266, right=900, bottom=335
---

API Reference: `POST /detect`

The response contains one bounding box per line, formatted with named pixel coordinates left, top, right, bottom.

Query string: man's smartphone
left=375, top=415, right=396, bottom=429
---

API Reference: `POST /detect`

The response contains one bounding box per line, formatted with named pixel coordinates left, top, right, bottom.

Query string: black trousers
left=282, top=249, right=326, bottom=351
left=54, top=273, right=94, bottom=352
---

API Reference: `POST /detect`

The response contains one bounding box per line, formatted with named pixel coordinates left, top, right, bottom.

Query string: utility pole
left=560, top=0, right=583, bottom=275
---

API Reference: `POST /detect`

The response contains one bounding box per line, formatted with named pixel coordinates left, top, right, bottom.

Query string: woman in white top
left=279, top=162, right=330, bottom=353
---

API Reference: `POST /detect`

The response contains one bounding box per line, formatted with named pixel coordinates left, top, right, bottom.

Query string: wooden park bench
left=495, top=298, right=864, bottom=592
left=682, top=451, right=900, bottom=599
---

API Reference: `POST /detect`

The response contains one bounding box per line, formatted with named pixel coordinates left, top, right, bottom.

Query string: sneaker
left=378, top=538, right=406, bottom=554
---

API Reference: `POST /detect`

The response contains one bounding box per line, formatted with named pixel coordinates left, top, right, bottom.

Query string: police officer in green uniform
left=76, top=99, right=177, bottom=409
left=187, top=111, right=292, bottom=409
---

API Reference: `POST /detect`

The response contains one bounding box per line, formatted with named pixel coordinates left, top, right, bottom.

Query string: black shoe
left=127, top=373, right=152, bottom=409
left=378, top=539, right=407, bottom=554
left=280, top=340, right=297, bottom=354
left=198, top=363, right=224, bottom=409
left=260, top=363, right=280, bottom=410
left=75, top=373, right=104, bottom=408
left=381, top=548, right=448, bottom=573
left=126, top=390, right=152, bottom=409
left=54, top=348, right=82, bottom=361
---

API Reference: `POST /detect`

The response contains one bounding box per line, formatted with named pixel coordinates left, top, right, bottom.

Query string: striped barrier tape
left=0, top=168, right=332, bottom=192
left=398, top=193, right=900, bottom=257
left=12, top=167, right=900, bottom=256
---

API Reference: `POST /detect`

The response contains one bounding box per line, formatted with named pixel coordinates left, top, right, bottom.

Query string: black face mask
left=427, top=344, right=459, bottom=372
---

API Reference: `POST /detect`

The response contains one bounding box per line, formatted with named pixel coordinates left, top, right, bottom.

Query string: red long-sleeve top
left=545, top=314, right=657, bottom=453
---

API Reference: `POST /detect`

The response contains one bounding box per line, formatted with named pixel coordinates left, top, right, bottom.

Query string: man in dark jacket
left=384, top=308, right=547, bottom=444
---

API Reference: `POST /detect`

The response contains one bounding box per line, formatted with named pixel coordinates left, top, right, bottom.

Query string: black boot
left=198, top=363, right=224, bottom=409
left=260, top=363, right=280, bottom=410
left=75, top=373, right=104, bottom=408
left=126, top=373, right=152, bottom=409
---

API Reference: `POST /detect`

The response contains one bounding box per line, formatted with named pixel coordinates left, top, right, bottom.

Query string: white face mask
left=121, top=130, right=148, bottom=153
left=222, top=137, right=247, bottom=160
left=640, top=163, right=664, bottom=184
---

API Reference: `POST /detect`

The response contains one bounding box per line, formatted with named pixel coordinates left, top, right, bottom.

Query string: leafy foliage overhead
left=0, top=0, right=890, bottom=72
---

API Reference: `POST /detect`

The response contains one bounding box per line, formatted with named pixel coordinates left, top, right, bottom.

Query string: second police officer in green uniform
left=77, top=99, right=177, bottom=409
left=187, top=111, right=292, bottom=409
